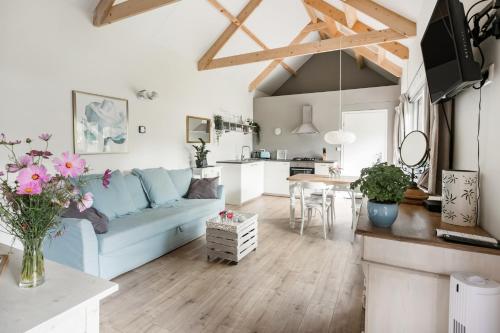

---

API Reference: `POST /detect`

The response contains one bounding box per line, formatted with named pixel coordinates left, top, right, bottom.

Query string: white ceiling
left=104, top=0, right=423, bottom=94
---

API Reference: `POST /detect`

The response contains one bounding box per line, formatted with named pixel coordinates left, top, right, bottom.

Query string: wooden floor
left=101, top=196, right=364, bottom=333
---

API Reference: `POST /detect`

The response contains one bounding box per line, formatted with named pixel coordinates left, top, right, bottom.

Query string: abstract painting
left=73, top=91, right=129, bottom=154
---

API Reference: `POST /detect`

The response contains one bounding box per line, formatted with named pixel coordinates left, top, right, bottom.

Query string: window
left=405, top=89, right=425, bottom=134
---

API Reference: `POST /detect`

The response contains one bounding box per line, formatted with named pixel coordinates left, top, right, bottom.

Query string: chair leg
left=322, top=206, right=327, bottom=240
left=300, top=205, right=305, bottom=236
left=307, top=208, right=312, bottom=226
left=327, top=206, right=331, bottom=231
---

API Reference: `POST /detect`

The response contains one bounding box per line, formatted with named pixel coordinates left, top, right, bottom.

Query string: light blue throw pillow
left=132, top=168, right=181, bottom=208
left=123, top=174, right=150, bottom=210
left=167, top=168, right=193, bottom=197
left=81, top=170, right=137, bottom=220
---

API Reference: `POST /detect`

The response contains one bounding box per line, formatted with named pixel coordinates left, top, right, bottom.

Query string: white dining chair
left=299, top=182, right=333, bottom=239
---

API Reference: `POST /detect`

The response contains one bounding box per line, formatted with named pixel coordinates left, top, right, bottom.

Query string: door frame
left=341, top=109, right=389, bottom=172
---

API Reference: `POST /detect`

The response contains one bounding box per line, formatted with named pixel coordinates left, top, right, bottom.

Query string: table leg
left=289, top=183, right=296, bottom=228
left=351, top=190, right=356, bottom=230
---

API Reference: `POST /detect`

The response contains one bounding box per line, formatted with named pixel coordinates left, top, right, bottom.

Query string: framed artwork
left=186, top=116, right=211, bottom=143
left=73, top=91, right=129, bottom=154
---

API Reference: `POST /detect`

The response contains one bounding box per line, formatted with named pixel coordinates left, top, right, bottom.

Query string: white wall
left=0, top=0, right=255, bottom=246
left=403, top=0, right=500, bottom=238
left=254, top=86, right=401, bottom=162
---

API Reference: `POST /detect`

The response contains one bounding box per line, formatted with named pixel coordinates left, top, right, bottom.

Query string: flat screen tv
left=421, top=0, right=482, bottom=104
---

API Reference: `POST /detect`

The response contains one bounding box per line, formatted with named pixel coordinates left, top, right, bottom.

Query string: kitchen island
left=217, top=159, right=338, bottom=204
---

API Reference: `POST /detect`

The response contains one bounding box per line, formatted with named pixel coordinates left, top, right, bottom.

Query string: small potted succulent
left=350, top=163, right=410, bottom=228
left=192, top=138, right=210, bottom=168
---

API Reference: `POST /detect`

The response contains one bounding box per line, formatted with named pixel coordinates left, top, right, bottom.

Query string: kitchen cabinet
left=217, top=162, right=264, bottom=205
left=314, top=163, right=331, bottom=176
left=264, top=161, right=290, bottom=196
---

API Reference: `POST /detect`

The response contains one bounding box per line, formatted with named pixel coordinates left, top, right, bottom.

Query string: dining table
left=286, top=174, right=360, bottom=230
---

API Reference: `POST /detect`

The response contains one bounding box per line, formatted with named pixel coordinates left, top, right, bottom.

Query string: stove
left=290, top=157, right=317, bottom=176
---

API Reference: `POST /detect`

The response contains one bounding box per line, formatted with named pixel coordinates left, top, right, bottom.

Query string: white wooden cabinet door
left=314, top=163, right=331, bottom=176
left=264, top=162, right=290, bottom=195
left=244, top=162, right=263, bottom=201
left=240, top=164, right=252, bottom=203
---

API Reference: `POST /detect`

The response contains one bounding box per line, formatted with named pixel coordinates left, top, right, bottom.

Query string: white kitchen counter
left=0, top=244, right=118, bottom=333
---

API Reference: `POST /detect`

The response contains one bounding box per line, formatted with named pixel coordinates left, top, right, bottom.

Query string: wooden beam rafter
left=342, top=0, right=416, bottom=37
left=305, top=0, right=409, bottom=60
left=198, top=0, right=262, bottom=70
left=207, top=0, right=296, bottom=76
left=94, top=0, right=179, bottom=26
left=203, top=28, right=404, bottom=70
left=302, top=1, right=329, bottom=40
left=249, top=24, right=312, bottom=92
left=322, top=26, right=401, bottom=77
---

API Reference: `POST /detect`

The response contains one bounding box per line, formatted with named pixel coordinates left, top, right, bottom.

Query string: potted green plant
left=248, top=121, right=260, bottom=144
left=213, top=115, right=224, bottom=144
left=350, top=163, right=410, bottom=228
left=192, top=138, right=210, bottom=168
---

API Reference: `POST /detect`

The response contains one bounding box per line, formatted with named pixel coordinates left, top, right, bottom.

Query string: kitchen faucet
left=241, top=145, right=251, bottom=161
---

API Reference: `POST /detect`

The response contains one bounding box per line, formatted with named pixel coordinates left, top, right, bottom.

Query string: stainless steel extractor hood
left=292, top=105, right=320, bottom=134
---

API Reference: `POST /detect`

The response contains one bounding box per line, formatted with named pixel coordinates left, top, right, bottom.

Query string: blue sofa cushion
left=168, top=168, right=193, bottom=197
left=96, top=198, right=224, bottom=254
left=124, top=174, right=150, bottom=210
left=81, top=170, right=137, bottom=220
left=132, top=168, right=180, bottom=208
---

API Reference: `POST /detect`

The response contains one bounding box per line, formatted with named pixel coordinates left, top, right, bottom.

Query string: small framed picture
left=73, top=91, right=129, bottom=154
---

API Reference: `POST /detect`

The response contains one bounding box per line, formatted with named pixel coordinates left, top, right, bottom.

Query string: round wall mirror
left=400, top=131, right=429, bottom=168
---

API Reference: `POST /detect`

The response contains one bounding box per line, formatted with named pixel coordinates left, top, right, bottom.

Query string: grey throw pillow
left=186, top=177, right=219, bottom=199
left=62, top=201, right=109, bottom=234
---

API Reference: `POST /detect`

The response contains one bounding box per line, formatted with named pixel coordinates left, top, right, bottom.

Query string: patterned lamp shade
left=442, top=170, right=478, bottom=226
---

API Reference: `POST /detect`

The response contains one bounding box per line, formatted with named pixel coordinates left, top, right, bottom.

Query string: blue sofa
left=44, top=168, right=224, bottom=279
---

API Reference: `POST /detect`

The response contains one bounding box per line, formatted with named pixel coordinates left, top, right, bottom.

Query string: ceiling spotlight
left=137, top=90, right=159, bottom=100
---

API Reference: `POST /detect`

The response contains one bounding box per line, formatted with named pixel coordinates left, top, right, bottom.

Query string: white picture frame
left=73, top=91, right=129, bottom=155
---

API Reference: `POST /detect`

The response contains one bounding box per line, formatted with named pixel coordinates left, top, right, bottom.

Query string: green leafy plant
left=350, top=163, right=411, bottom=203
left=213, top=115, right=224, bottom=144
left=192, top=138, right=210, bottom=168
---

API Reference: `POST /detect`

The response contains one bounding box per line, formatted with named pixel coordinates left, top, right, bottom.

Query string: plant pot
left=19, top=238, right=45, bottom=288
left=367, top=201, right=399, bottom=228
left=195, top=159, right=208, bottom=168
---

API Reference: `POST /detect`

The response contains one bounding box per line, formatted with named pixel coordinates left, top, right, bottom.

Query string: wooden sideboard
left=356, top=203, right=500, bottom=333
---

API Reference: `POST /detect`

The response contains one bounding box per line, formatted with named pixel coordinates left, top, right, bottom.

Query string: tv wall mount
left=470, top=0, right=500, bottom=46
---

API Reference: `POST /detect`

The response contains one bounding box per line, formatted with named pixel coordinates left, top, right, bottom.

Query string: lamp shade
left=324, top=130, right=356, bottom=145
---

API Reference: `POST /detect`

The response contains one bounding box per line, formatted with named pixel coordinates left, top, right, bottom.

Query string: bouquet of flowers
left=328, top=164, right=342, bottom=178
left=0, top=133, right=111, bottom=288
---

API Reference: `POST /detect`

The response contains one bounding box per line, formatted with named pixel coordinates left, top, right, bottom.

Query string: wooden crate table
left=206, top=212, right=258, bottom=263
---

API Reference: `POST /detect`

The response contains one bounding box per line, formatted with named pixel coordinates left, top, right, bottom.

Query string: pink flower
left=102, top=169, right=112, bottom=188
left=53, top=152, right=86, bottom=178
left=17, top=181, right=42, bottom=195
left=17, top=165, right=51, bottom=185
left=0, top=171, right=4, bottom=177
left=28, top=150, right=53, bottom=159
left=19, top=155, right=33, bottom=167
left=6, top=164, right=21, bottom=173
left=77, top=192, right=93, bottom=212
left=38, top=133, right=52, bottom=141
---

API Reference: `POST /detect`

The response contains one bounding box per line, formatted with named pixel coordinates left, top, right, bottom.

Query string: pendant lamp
left=324, top=37, right=356, bottom=145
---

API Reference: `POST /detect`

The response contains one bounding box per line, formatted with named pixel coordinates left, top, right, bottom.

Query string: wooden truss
left=93, top=0, right=180, bottom=26
left=199, top=0, right=416, bottom=92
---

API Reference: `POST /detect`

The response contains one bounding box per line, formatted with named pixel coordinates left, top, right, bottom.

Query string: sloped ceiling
left=99, top=0, right=424, bottom=95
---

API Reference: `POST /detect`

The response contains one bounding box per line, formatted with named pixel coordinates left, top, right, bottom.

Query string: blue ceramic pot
left=367, top=201, right=399, bottom=228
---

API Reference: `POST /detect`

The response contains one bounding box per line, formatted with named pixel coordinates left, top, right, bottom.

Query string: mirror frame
left=186, top=116, right=211, bottom=144
left=399, top=130, right=429, bottom=168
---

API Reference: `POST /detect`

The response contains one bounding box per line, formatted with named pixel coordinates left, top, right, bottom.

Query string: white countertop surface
left=0, top=243, right=118, bottom=333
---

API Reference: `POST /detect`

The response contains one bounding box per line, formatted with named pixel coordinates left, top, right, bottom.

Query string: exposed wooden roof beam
left=322, top=26, right=401, bottom=77
left=198, top=0, right=262, bottom=70
left=203, top=29, right=403, bottom=70
left=94, top=0, right=179, bottom=26
left=249, top=24, right=312, bottom=92
left=207, top=0, right=296, bottom=76
left=323, top=15, right=365, bottom=68
left=94, top=0, right=116, bottom=26
left=302, top=1, right=329, bottom=40
left=342, top=0, right=416, bottom=37
left=305, top=0, right=409, bottom=59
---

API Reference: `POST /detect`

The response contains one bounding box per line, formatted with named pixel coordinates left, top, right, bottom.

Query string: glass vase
left=19, top=238, right=45, bottom=288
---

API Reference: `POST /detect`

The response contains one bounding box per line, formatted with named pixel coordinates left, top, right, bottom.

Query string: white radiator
left=449, top=272, right=500, bottom=333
